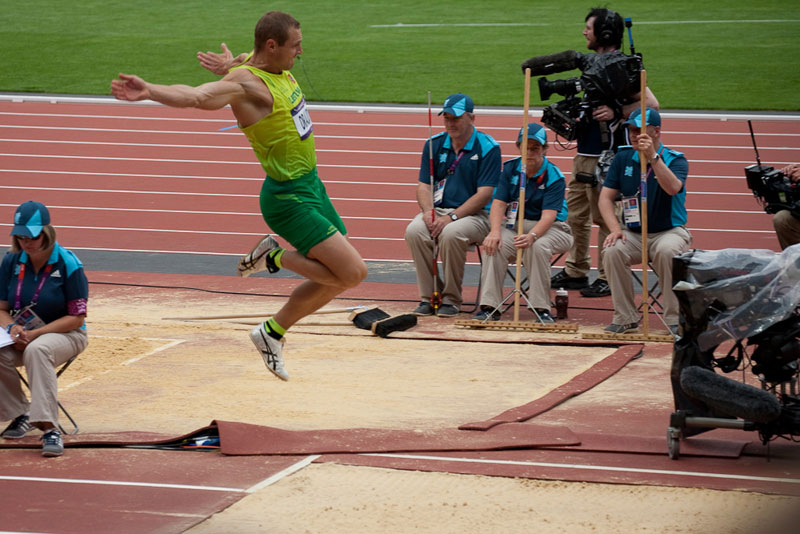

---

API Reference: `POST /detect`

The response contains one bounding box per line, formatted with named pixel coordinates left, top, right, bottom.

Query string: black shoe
left=1, top=414, right=32, bottom=439
left=550, top=269, right=589, bottom=290
left=473, top=307, right=501, bottom=322
left=412, top=302, right=435, bottom=316
left=604, top=322, right=639, bottom=334
left=436, top=304, right=460, bottom=317
left=580, top=279, right=611, bottom=298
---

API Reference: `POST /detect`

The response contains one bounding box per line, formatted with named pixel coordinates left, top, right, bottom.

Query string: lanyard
left=446, top=150, right=466, bottom=176
left=14, top=262, right=53, bottom=311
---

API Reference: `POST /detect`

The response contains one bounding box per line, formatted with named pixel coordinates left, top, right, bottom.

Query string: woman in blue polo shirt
left=0, top=201, right=89, bottom=457
left=474, top=123, right=573, bottom=323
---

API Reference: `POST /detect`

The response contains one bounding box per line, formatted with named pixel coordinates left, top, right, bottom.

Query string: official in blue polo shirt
left=405, top=93, right=501, bottom=317
left=0, top=201, right=89, bottom=457
left=473, top=123, right=573, bottom=323
left=598, top=108, right=692, bottom=335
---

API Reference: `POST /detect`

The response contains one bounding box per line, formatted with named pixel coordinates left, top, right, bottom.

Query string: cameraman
left=550, top=8, right=659, bottom=298
left=773, top=163, right=800, bottom=249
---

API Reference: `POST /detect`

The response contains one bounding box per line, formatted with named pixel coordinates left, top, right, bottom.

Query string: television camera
left=745, top=121, right=800, bottom=215
left=667, top=247, right=800, bottom=459
left=520, top=49, right=643, bottom=140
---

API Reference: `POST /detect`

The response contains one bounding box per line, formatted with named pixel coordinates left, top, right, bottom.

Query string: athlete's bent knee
left=338, top=259, right=368, bottom=289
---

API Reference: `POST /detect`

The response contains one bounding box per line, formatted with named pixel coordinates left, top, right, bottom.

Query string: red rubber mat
left=214, top=420, right=580, bottom=455
left=460, top=344, right=644, bottom=430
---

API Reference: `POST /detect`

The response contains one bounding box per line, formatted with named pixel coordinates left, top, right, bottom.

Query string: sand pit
left=10, top=284, right=799, bottom=532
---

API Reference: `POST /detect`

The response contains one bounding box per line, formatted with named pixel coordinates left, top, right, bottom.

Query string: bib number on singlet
left=291, top=97, right=313, bottom=140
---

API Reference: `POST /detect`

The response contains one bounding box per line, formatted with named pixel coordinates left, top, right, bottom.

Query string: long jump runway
left=1, top=96, right=800, bottom=533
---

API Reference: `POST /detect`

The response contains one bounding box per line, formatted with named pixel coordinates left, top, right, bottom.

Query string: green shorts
left=259, top=168, right=346, bottom=256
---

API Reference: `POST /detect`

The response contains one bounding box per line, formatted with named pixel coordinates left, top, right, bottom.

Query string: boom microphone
left=520, top=50, right=583, bottom=76
left=680, top=366, right=782, bottom=423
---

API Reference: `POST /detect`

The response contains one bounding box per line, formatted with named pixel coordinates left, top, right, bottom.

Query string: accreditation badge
left=622, top=196, right=641, bottom=229
left=11, top=304, right=47, bottom=330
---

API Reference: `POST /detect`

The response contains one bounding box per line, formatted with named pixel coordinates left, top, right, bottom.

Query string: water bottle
left=555, top=287, right=569, bottom=320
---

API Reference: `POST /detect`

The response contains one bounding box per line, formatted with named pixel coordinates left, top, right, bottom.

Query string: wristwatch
left=449, top=212, right=459, bottom=221
left=650, top=153, right=661, bottom=164
left=530, top=232, right=538, bottom=241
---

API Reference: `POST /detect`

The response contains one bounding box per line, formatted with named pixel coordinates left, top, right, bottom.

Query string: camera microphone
left=521, top=50, right=582, bottom=76
left=679, top=366, right=782, bottom=423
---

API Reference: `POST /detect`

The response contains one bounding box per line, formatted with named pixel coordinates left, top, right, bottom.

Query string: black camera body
left=745, top=163, right=800, bottom=215
left=540, top=95, right=586, bottom=140
left=534, top=51, right=643, bottom=141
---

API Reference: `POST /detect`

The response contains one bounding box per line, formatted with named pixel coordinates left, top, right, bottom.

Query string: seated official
left=0, top=201, right=89, bottom=457
left=473, top=123, right=573, bottom=323
left=405, top=93, right=500, bottom=317
left=599, top=108, right=692, bottom=335
left=773, top=163, right=800, bottom=250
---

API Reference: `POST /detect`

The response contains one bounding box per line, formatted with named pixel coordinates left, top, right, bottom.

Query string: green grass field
left=2, top=1, right=798, bottom=110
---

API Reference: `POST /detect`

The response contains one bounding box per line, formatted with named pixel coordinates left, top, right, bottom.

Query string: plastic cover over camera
left=672, top=245, right=800, bottom=351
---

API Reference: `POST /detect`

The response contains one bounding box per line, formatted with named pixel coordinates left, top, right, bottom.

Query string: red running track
left=1, top=97, right=800, bottom=532
left=2, top=98, right=799, bottom=263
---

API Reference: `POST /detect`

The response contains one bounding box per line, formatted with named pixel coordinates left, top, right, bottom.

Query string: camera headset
left=593, top=9, right=623, bottom=49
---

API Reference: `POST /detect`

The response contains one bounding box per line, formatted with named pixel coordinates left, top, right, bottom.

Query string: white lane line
left=3, top=96, right=799, bottom=121
left=0, top=475, right=245, bottom=493
left=371, top=20, right=800, bottom=28
left=0, top=185, right=419, bottom=202
left=0, top=185, right=767, bottom=201
left=0, top=138, right=422, bottom=156
left=245, top=455, right=321, bottom=493
left=2, top=152, right=796, bottom=168
left=0, top=153, right=420, bottom=170
left=0, top=456, right=321, bottom=495
left=0, top=170, right=774, bottom=184
left=0, top=220, right=772, bottom=238
left=0, top=170, right=417, bottom=187
left=0, top=202, right=413, bottom=220
left=2, top=120, right=800, bottom=138
left=3, top=202, right=761, bottom=217
left=360, top=453, right=800, bottom=485
left=2, top=111, right=799, bottom=134
left=4, top=137, right=799, bottom=153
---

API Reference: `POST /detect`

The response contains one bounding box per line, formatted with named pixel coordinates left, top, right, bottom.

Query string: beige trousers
left=564, top=155, right=611, bottom=280
left=405, top=209, right=490, bottom=309
left=602, top=226, right=693, bottom=327
left=0, top=329, right=88, bottom=428
left=478, top=221, right=573, bottom=311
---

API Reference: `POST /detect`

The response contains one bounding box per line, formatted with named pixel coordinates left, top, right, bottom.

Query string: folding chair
left=632, top=261, right=663, bottom=313
left=16, top=354, right=80, bottom=435
left=500, top=251, right=567, bottom=314
left=461, top=243, right=484, bottom=313
left=500, top=263, right=531, bottom=314
left=469, top=247, right=562, bottom=315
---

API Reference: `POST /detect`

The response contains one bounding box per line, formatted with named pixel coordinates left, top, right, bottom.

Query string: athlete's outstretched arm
left=111, top=72, right=247, bottom=110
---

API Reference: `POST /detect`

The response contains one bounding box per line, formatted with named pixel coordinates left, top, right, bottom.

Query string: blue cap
left=626, top=108, right=661, bottom=128
left=439, top=93, right=474, bottom=117
left=517, top=123, right=548, bottom=146
left=11, top=201, right=50, bottom=238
